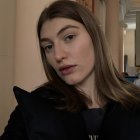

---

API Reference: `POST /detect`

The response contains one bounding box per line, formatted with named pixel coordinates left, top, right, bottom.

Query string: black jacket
left=1, top=86, right=140, bottom=140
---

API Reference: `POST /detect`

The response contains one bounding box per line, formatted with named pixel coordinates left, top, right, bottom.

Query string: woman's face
left=40, top=18, right=95, bottom=86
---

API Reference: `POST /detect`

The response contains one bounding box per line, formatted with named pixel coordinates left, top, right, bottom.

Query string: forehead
left=40, top=17, right=85, bottom=38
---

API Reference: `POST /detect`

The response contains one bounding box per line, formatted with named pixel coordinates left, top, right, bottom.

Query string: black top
left=82, top=108, right=106, bottom=140
left=1, top=86, right=140, bottom=140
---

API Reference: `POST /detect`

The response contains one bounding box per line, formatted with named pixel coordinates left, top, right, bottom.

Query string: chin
left=59, top=74, right=82, bottom=86
left=63, top=78, right=81, bottom=86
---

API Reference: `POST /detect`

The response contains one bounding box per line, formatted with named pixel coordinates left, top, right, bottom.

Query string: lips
left=59, top=65, right=76, bottom=76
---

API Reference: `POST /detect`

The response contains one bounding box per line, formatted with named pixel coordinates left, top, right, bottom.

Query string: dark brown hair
left=37, top=0, right=140, bottom=111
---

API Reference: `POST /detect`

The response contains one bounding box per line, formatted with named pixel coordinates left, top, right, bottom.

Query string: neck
left=82, top=87, right=100, bottom=109
left=76, top=72, right=101, bottom=108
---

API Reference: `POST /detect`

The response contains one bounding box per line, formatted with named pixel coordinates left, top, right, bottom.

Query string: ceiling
left=120, top=0, right=140, bottom=28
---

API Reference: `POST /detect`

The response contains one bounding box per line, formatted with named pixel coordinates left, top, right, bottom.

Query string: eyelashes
left=41, top=33, right=77, bottom=53
left=42, top=43, right=54, bottom=53
left=64, top=34, right=76, bottom=42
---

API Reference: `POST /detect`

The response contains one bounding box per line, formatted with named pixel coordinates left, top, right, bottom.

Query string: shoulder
left=31, top=85, right=63, bottom=98
left=101, top=102, right=140, bottom=139
left=0, top=106, right=29, bottom=140
left=13, top=85, right=62, bottom=100
left=12, top=86, right=64, bottom=123
left=100, top=104, right=140, bottom=140
left=13, top=86, right=63, bottom=112
left=105, top=101, right=140, bottom=121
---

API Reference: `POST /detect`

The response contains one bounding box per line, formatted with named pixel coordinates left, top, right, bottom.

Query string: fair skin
left=40, top=18, right=99, bottom=108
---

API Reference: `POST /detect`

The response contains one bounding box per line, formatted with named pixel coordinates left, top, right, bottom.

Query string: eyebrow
left=57, top=25, right=79, bottom=36
left=40, top=25, right=79, bottom=43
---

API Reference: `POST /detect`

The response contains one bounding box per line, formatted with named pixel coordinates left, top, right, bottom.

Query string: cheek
left=81, top=42, right=95, bottom=69
left=84, top=48, right=95, bottom=70
left=46, top=55, right=56, bottom=69
left=78, top=41, right=95, bottom=62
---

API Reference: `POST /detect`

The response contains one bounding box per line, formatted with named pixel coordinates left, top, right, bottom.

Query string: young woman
left=1, top=1, right=140, bottom=140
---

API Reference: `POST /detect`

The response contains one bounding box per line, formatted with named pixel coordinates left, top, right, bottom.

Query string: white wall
left=0, top=0, right=16, bottom=134
left=14, top=0, right=56, bottom=91
left=0, top=0, right=56, bottom=135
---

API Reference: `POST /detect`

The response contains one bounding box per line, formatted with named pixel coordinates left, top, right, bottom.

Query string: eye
left=64, top=34, right=76, bottom=42
left=42, top=43, right=54, bottom=53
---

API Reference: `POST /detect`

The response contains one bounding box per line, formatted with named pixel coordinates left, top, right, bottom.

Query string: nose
left=54, top=44, right=67, bottom=63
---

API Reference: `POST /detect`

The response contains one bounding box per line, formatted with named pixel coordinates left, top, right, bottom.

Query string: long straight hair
left=37, top=0, right=140, bottom=111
